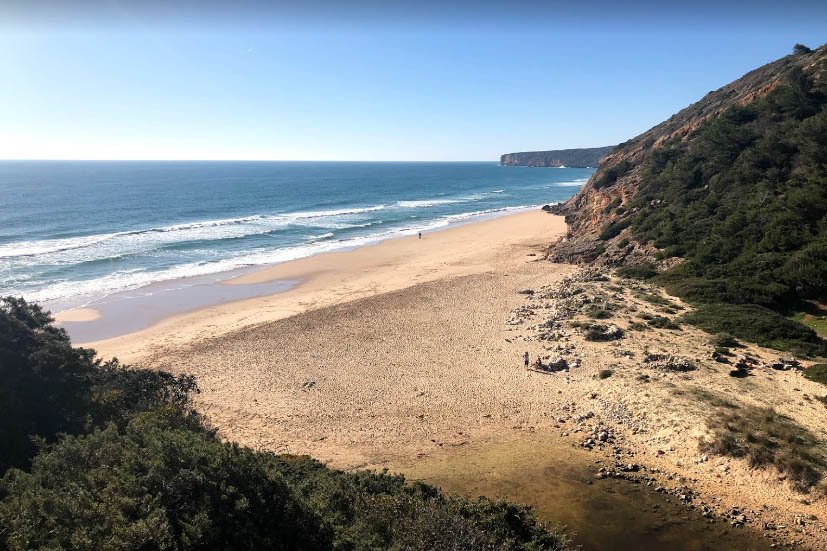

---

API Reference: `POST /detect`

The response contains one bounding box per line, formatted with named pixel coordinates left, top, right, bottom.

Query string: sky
left=1, top=1, right=825, bottom=161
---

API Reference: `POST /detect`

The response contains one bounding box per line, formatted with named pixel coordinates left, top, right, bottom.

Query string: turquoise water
left=0, top=161, right=591, bottom=307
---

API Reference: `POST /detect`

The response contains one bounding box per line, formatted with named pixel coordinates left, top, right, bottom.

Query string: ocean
left=0, top=161, right=592, bottom=311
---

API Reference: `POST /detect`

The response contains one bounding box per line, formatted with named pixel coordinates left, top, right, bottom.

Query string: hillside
left=547, top=43, right=827, bottom=354
left=500, top=146, right=614, bottom=167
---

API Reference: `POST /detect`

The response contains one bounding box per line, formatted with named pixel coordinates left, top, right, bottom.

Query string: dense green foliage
left=0, top=297, right=570, bottom=550
left=631, top=67, right=827, bottom=308
left=612, top=64, right=827, bottom=354
left=680, top=303, right=826, bottom=356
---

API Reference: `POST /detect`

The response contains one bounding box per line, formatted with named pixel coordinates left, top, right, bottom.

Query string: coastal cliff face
left=500, top=146, right=614, bottom=168
left=549, top=44, right=827, bottom=265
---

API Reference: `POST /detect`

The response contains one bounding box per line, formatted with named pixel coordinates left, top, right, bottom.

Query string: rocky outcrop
left=500, top=146, right=614, bottom=168
left=548, top=44, right=827, bottom=263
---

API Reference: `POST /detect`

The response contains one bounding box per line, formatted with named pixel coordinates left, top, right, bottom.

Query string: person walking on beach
left=418, top=232, right=422, bottom=239
left=524, top=351, right=529, bottom=368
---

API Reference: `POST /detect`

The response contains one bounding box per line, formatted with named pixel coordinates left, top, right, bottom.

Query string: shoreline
left=79, top=209, right=566, bottom=361
left=53, top=205, right=544, bottom=346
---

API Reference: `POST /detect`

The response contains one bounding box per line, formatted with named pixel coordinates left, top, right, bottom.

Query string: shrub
left=599, top=218, right=631, bottom=241
left=584, top=304, right=615, bottom=319
left=0, top=415, right=332, bottom=550
left=598, top=369, right=614, bottom=379
left=617, top=263, right=658, bottom=280
left=794, top=43, right=812, bottom=54
left=593, top=160, right=633, bottom=189
left=710, top=333, right=741, bottom=348
left=647, top=316, right=681, bottom=330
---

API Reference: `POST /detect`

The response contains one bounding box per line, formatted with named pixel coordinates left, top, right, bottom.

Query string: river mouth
left=392, top=436, right=771, bottom=551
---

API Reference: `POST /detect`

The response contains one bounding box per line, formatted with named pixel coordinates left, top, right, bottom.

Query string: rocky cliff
left=500, top=146, right=614, bottom=168
left=549, top=44, right=827, bottom=266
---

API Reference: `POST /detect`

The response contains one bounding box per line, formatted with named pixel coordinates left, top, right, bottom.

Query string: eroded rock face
left=548, top=46, right=827, bottom=263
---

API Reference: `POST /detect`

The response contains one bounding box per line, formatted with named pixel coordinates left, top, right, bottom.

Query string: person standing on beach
left=418, top=232, right=422, bottom=239
left=524, top=351, right=529, bottom=368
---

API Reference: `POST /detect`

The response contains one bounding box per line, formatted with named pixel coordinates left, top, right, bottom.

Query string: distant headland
left=500, top=146, right=615, bottom=168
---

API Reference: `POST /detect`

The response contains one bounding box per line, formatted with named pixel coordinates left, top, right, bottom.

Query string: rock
left=643, top=353, right=696, bottom=372
left=584, top=324, right=624, bottom=342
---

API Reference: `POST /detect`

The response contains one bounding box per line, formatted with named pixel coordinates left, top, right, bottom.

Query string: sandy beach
left=76, top=208, right=826, bottom=549
left=83, top=210, right=567, bottom=361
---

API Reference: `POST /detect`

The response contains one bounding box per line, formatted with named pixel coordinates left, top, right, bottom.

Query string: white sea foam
left=395, top=198, right=465, bottom=208
left=0, top=205, right=388, bottom=264
left=21, top=204, right=534, bottom=304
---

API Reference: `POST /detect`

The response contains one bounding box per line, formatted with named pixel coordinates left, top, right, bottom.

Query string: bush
left=584, top=304, right=614, bottom=319
left=593, top=160, right=633, bottom=189
left=710, top=333, right=741, bottom=348
left=794, top=43, right=812, bottom=54
left=0, top=415, right=331, bottom=550
left=681, top=303, right=827, bottom=357
left=598, top=369, right=614, bottom=379
left=598, top=218, right=631, bottom=241
left=647, top=316, right=681, bottom=330
left=617, top=263, right=658, bottom=280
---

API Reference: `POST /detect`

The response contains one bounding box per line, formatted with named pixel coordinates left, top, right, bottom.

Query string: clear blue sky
left=1, top=1, right=825, bottom=161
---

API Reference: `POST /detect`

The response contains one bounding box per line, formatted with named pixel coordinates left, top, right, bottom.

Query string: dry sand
left=85, top=209, right=827, bottom=549
left=54, top=307, right=101, bottom=322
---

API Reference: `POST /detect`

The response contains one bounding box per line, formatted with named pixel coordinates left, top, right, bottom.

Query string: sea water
left=0, top=161, right=592, bottom=310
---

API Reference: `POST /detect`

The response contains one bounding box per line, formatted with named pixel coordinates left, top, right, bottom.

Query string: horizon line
left=0, top=158, right=512, bottom=163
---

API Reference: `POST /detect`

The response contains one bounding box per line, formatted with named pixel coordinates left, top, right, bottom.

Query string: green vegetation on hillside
left=618, top=64, right=827, bottom=355
left=0, top=298, right=571, bottom=550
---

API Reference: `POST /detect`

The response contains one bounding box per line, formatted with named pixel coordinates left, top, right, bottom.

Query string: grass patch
left=584, top=304, right=616, bottom=319
left=790, top=302, right=827, bottom=339
left=701, top=405, right=826, bottom=492
left=635, top=291, right=682, bottom=310
left=689, top=388, right=739, bottom=409
left=803, top=364, right=827, bottom=386
left=617, top=262, right=658, bottom=280
left=598, top=369, right=614, bottom=379
left=681, top=303, right=827, bottom=358
left=647, top=316, right=681, bottom=330
left=628, top=322, right=649, bottom=331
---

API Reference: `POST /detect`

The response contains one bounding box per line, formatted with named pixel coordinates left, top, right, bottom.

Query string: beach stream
left=394, top=437, right=771, bottom=550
